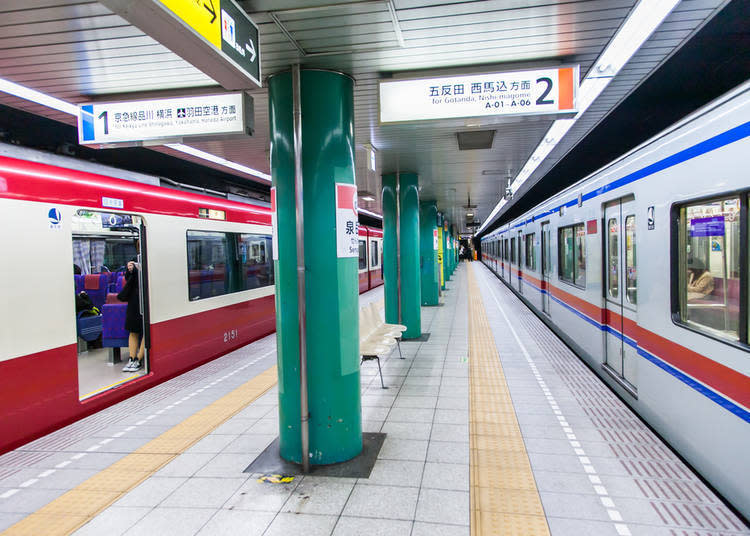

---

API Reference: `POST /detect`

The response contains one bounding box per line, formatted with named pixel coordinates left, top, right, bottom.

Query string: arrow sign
left=103, top=0, right=261, bottom=89
left=203, top=0, right=216, bottom=23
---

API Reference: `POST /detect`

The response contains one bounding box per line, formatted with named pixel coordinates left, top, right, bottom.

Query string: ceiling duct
left=456, top=130, right=495, bottom=151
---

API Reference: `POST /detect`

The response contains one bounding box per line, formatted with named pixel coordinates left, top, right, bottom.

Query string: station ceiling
left=0, top=0, right=735, bottom=233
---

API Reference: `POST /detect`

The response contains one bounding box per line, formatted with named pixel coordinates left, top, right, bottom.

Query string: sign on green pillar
left=269, top=69, right=361, bottom=466
left=419, top=201, right=439, bottom=305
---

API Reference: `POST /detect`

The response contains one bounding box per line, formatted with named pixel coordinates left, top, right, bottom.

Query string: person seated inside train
left=687, top=260, right=714, bottom=301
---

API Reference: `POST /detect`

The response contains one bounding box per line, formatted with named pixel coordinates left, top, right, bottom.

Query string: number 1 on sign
left=98, top=111, right=109, bottom=135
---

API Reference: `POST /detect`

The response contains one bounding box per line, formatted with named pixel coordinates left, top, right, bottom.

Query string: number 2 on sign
left=224, top=329, right=238, bottom=343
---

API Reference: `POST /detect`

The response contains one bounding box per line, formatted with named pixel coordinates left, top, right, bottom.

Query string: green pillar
left=269, top=69, right=361, bottom=465
left=419, top=201, right=439, bottom=305
left=443, top=218, right=451, bottom=282
left=382, top=174, right=398, bottom=326
left=400, top=173, right=421, bottom=338
left=450, top=225, right=457, bottom=274
left=382, top=173, right=421, bottom=338
left=438, top=213, right=446, bottom=290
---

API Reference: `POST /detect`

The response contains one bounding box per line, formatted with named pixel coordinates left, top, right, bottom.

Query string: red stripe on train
left=0, top=155, right=272, bottom=226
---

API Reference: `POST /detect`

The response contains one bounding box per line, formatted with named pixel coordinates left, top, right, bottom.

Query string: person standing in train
left=118, top=259, right=145, bottom=372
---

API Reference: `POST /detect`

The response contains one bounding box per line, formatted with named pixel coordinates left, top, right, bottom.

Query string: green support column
left=419, top=201, right=439, bottom=306
left=438, top=213, right=446, bottom=290
left=443, top=218, right=451, bottom=282
left=451, top=225, right=457, bottom=274
left=269, top=69, right=361, bottom=465
left=399, top=173, right=421, bottom=338
left=381, top=173, right=421, bottom=338
left=382, top=174, right=398, bottom=326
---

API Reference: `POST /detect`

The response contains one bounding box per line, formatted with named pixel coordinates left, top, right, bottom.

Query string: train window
left=559, top=223, right=586, bottom=288
left=525, top=234, right=536, bottom=270
left=607, top=218, right=619, bottom=297
left=677, top=196, right=741, bottom=341
left=238, top=234, right=274, bottom=290
left=187, top=231, right=230, bottom=300
left=187, top=231, right=274, bottom=301
left=625, top=216, right=637, bottom=304
left=510, top=237, right=516, bottom=263
left=358, top=240, right=367, bottom=270
left=504, top=239, right=509, bottom=261
left=370, top=240, right=379, bottom=267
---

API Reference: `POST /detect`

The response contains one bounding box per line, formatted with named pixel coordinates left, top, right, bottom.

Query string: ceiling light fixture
left=478, top=0, right=680, bottom=234
left=0, top=78, right=79, bottom=116
left=358, top=207, right=383, bottom=219
left=166, top=143, right=271, bottom=182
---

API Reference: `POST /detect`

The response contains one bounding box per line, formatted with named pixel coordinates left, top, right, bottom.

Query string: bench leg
left=376, top=356, right=387, bottom=389
left=397, top=338, right=404, bottom=360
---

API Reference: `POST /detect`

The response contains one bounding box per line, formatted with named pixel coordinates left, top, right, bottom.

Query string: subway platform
left=0, top=264, right=747, bottom=536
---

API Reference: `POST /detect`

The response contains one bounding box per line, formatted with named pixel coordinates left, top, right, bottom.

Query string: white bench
left=359, top=302, right=407, bottom=389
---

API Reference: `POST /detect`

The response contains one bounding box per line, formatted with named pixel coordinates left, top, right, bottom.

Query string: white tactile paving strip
left=474, top=262, right=749, bottom=536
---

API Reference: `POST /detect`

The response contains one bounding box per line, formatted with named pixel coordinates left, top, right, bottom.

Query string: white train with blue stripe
left=481, top=80, right=750, bottom=517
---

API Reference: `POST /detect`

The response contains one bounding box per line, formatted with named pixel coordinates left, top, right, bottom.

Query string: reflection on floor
left=77, top=344, right=146, bottom=400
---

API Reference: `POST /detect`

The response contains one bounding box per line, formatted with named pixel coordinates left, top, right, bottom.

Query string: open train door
left=603, top=197, right=638, bottom=396
left=72, top=210, right=149, bottom=399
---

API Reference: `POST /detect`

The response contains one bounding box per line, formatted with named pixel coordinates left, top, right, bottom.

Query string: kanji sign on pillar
left=336, top=183, right=359, bottom=258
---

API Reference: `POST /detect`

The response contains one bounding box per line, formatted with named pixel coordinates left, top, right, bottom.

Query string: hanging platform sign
left=78, top=92, right=253, bottom=148
left=379, top=66, right=578, bottom=124
left=101, top=0, right=260, bottom=89
left=336, top=183, right=359, bottom=258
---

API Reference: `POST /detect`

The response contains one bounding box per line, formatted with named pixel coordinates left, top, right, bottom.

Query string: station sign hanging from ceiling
left=101, top=0, right=260, bottom=89
left=379, top=66, right=579, bottom=124
left=77, top=92, right=253, bottom=148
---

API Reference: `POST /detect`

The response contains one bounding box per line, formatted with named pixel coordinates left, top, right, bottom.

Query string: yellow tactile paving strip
left=1, top=366, right=278, bottom=536
left=468, top=267, right=550, bottom=536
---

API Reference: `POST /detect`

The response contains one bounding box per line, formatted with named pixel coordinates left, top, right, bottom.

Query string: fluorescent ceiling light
left=0, top=78, right=79, bottom=116
left=358, top=207, right=383, bottom=219
left=478, top=0, right=680, bottom=234
left=166, top=143, right=271, bottom=182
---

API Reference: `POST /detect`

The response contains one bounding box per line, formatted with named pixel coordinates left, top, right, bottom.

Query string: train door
left=541, top=222, right=551, bottom=314
left=500, top=239, right=505, bottom=279
left=369, top=236, right=383, bottom=287
left=517, top=230, right=523, bottom=294
left=72, top=210, right=149, bottom=400
left=603, top=197, right=638, bottom=392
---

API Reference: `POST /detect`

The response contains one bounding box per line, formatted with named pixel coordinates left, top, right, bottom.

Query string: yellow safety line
left=2, top=366, right=278, bottom=536
left=467, top=266, right=550, bottom=536
left=79, top=373, right=144, bottom=400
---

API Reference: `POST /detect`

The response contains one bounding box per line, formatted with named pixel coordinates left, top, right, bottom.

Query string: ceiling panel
left=0, top=0, right=729, bottom=233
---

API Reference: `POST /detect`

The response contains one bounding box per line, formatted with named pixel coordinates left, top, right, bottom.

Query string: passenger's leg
left=128, top=332, right=139, bottom=358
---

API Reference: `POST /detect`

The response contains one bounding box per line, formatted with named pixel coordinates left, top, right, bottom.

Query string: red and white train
left=358, top=224, right=384, bottom=293
left=0, top=144, right=383, bottom=454
left=481, top=81, right=750, bottom=517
